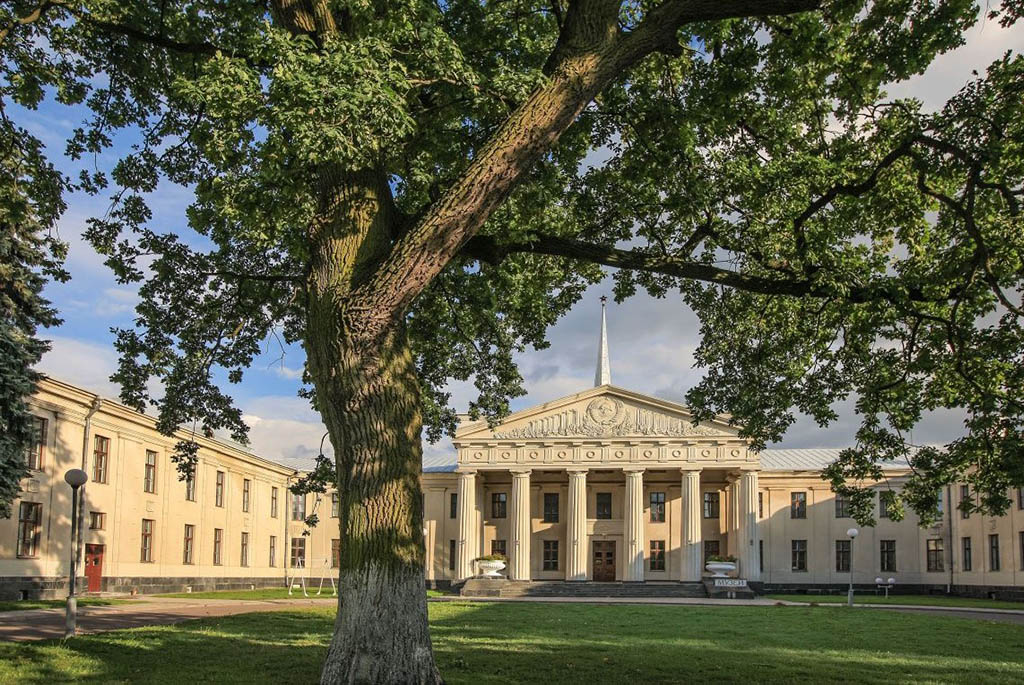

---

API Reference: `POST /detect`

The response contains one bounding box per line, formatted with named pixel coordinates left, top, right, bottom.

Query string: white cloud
left=36, top=336, right=122, bottom=397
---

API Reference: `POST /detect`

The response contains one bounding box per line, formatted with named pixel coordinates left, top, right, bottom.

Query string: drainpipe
left=77, top=397, right=102, bottom=587
left=947, top=484, right=954, bottom=593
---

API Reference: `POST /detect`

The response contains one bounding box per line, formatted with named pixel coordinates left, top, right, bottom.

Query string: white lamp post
left=64, top=468, right=88, bottom=638
left=846, top=527, right=859, bottom=607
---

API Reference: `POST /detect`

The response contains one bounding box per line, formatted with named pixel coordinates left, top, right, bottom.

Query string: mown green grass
left=156, top=587, right=449, bottom=600
left=1, top=602, right=1023, bottom=683
left=0, top=599, right=133, bottom=613
left=767, top=593, right=1024, bottom=610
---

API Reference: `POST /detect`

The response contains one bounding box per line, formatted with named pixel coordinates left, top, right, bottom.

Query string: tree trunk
left=305, top=169, right=442, bottom=684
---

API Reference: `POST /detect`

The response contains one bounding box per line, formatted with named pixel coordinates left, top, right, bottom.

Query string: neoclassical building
left=3, top=309, right=1023, bottom=599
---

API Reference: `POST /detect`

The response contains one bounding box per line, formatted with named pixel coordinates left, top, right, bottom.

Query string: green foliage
left=0, top=0, right=1022, bottom=531
left=0, top=58, right=70, bottom=514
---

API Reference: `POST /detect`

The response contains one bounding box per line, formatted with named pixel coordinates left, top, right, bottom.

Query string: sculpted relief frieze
left=492, top=397, right=729, bottom=439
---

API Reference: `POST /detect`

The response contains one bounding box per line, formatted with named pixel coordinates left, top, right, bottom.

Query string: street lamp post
left=846, top=527, right=859, bottom=607
left=64, top=468, right=89, bottom=638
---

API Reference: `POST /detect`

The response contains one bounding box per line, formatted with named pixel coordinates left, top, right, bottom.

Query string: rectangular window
left=449, top=493, right=457, bottom=519
left=240, top=532, right=250, bottom=567
left=649, top=492, right=666, bottom=523
left=926, top=538, right=944, bottom=572
left=1019, top=531, right=1024, bottom=570
left=215, top=471, right=225, bottom=507
left=93, top=435, right=110, bottom=484
left=144, top=450, right=157, bottom=493
left=791, top=540, right=807, bottom=571
left=758, top=491, right=763, bottom=518
left=185, top=471, right=197, bottom=502
left=449, top=539, right=456, bottom=571
left=141, top=519, right=154, bottom=562
left=935, top=488, right=944, bottom=515
left=962, top=536, right=972, bottom=572
left=543, top=492, right=559, bottom=523
left=879, top=491, right=896, bottom=519
left=835, top=493, right=851, bottom=518
left=880, top=539, right=896, bottom=572
left=183, top=524, right=195, bottom=564
left=270, top=486, right=278, bottom=518
left=835, top=540, right=850, bottom=572
left=269, top=535, right=277, bottom=567
left=331, top=539, right=341, bottom=568
left=292, top=492, right=306, bottom=521
left=650, top=540, right=666, bottom=571
left=759, top=540, right=764, bottom=573
left=543, top=540, right=559, bottom=571
left=26, top=416, right=46, bottom=470
left=89, top=511, right=106, bottom=530
left=491, top=539, right=507, bottom=557
left=790, top=492, right=807, bottom=519
left=290, top=537, right=306, bottom=568
left=16, top=502, right=42, bottom=558
left=1018, top=487, right=1024, bottom=511
left=213, top=528, right=223, bottom=565
left=331, top=492, right=339, bottom=518
left=960, top=485, right=971, bottom=519
left=703, top=492, right=720, bottom=519
left=491, top=492, right=507, bottom=519
left=242, top=479, right=251, bottom=513
left=596, top=492, right=612, bottom=519
left=989, top=534, right=1000, bottom=572
left=703, top=540, right=720, bottom=564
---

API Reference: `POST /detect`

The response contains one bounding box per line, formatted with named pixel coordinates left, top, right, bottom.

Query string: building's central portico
left=452, top=383, right=762, bottom=584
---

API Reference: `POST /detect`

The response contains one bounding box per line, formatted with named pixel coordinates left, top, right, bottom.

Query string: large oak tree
left=3, top=0, right=1022, bottom=681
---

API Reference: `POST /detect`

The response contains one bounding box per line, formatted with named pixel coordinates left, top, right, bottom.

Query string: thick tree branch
left=464, top=233, right=948, bottom=305
left=353, top=0, right=825, bottom=340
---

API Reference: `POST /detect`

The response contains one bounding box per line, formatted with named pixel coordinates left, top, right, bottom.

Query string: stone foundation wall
left=0, top=575, right=289, bottom=600
left=763, top=582, right=1024, bottom=602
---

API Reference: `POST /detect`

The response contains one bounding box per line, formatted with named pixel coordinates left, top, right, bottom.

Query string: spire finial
left=595, top=297, right=611, bottom=387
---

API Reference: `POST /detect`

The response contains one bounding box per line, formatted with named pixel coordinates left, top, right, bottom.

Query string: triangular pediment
left=455, top=385, right=739, bottom=442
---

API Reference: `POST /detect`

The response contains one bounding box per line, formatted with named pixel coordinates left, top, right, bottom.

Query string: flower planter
left=477, top=560, right=506, bottom=579
left=705, top=561, right=737, bottom=578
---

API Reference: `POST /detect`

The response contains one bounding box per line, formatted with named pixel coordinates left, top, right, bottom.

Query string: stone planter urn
left=705, top=561, right=737, bottom=578
left=477, top=559, right=506, bottom=579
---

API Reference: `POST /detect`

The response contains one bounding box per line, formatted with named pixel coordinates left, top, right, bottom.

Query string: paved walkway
left=2, top=594, right=1023, bottom=642
left=0, top=596, right=336, bottom=642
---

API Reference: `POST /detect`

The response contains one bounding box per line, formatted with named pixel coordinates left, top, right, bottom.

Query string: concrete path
left=0, top=596, right=336, bottom=642
left=3, top=594, right=1023, bottom=642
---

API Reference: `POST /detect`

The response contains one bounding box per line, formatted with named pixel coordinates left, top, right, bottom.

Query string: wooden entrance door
left=84, top=544, right=104, bottom=592
left=593, top=541, right=615, bottom=581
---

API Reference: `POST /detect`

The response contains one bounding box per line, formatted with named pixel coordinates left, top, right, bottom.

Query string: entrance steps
left=458, top=579, right=708, bottom=599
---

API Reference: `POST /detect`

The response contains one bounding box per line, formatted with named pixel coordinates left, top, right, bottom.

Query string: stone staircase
left=458, top=579, right=708, bottom=599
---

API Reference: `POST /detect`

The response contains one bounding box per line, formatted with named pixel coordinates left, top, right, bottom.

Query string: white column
left=623, top=468, right=645, bottom=582
left=566, top=468, right=588, bottom=581
left=681, top=468, right=703, bottom=581
left=456, top=470, right=477, bottom=580
left=509, top=469, right=532, bottom=581
left=739, top=470, right=760, bottom=581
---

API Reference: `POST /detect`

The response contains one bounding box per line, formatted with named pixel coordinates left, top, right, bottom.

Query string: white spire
left=595, top=296, right=611, bottom=387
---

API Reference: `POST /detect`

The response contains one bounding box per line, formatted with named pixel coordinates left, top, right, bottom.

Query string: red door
left=85, top=544, right=104, bottom=592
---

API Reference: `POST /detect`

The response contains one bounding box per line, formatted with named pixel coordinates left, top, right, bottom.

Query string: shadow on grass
left=2, top=603, right=1023, bottom=683
left=429, top=603, right=1024, bottom=684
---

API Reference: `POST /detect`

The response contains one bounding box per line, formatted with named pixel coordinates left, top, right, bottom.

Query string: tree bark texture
left=305, top=170, right=442, bottom=684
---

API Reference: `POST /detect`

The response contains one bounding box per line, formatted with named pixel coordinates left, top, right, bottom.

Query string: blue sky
left=23, top=14, right=1022, bottom=463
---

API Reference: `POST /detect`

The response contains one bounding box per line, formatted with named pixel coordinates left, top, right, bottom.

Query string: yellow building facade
left=3, top=375, right=1023, bottom=600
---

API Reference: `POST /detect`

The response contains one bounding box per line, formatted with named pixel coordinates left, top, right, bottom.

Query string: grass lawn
left=767, top=593, right=1024, bottom=610
left=0, top=599, right=133, bottom=613
left=155, top=587, right=450, bottom=600
left=1, top=602, right=1023, bottom=683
